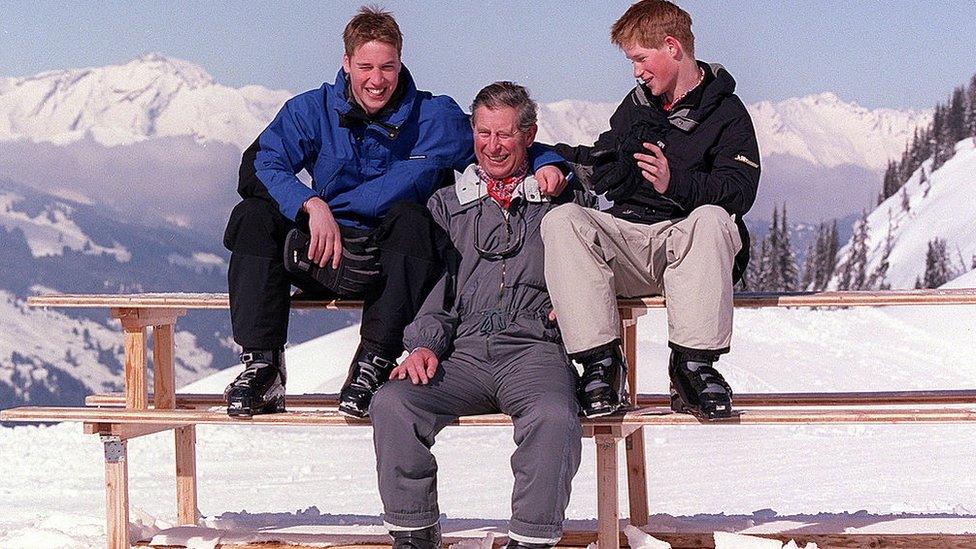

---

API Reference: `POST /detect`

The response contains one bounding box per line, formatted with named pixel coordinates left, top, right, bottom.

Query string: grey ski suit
left=369, top=165, right=593, bottom=543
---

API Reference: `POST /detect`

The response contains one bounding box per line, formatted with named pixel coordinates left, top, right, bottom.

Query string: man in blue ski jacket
left=222, top=6, right=566, bottom=418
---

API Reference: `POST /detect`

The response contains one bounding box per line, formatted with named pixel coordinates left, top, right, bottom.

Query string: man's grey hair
left=470, top=81, right=538, bottom=133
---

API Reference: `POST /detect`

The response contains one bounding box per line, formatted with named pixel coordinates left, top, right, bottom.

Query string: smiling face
left=472, top=106, right=536, bottom=180
left=622, top=38, right=679, bottom=99
left=342, top=40, right=401, bottom=115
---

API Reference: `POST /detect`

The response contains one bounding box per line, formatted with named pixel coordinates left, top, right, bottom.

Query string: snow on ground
left=3, top=304, right=976, bottom=547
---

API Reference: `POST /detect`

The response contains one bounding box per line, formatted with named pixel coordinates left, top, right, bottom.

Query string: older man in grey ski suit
left=368, top=82, right=593, bottom=549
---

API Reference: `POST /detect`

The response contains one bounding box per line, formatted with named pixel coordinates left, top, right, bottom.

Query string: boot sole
left=337, top=402, right=369, bottom=419
left=226, top=396, right=286, bottom=418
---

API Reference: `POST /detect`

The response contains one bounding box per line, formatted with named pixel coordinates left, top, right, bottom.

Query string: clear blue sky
left=2, top=1, right=974, bottom=109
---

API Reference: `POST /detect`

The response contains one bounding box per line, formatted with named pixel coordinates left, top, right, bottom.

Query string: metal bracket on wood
left=101, top=436, right=125, bottom=463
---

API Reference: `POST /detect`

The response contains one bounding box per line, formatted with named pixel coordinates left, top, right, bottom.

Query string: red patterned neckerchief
left=476, top=161, right=529, bottom=209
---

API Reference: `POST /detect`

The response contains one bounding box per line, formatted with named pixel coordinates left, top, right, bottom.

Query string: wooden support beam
left=102, top=436, right=130, bottom=549
left=625, top=427, right=649, bottom=528
left=112, top=307, right=185, bottom=329
left=153, top=323, right=176, bottom=410
left=175, top=425, right=198, bottom=526
left=123, top=326, right=148, bottom=410
left=595, top=435, right=620, bottom=549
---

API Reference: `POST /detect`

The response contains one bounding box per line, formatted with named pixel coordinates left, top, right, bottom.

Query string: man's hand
left=634, top=142, right=670, bottom=194
left=535, top=165, right=567, bottom=197
left=390, top=347, right=439, bottom=385
left=302, top=197, right=342, bottom=269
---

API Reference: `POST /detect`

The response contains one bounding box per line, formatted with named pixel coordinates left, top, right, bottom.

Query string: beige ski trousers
left=540, top=203, right=742, bottom=356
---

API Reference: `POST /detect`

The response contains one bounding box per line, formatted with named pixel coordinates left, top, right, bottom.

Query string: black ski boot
left=390, top=524, right=441, bottom=549
left=506, top=539, right=554, bottom=548
left=575, top=344, right=630, bottom=418
left=668, top=350, right=733, bottom=420
left=224, top=349, right=286, bottom=417
left=338, top=344, right=396, bottom=418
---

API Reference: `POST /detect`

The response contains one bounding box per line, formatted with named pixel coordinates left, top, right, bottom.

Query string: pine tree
left=776, top=205, right=798, bottom=291
left=947, top=86, right=967, bottom=145
left=900, top=185, right=910, bottom=212
left=824, top=220, right=839, bottom=289
left=921, top=237, right=954, bottom=288
left=838, top=212, right=869, bottom=290
left=867, top=209, right=893, bottom=290
left=738, top=239, right=758, bottom=291
left=967, top=74, right=976, bottom=139
left=881, top=160, right=900, bottom=201
left=812, top=220, right=839, bottom=291
left=931, top=104, right=948, bottom=170
left=756, top=237, right=774, bottom=291
left=800, top=237, right=817, bottom=291
left=759, top=209, right=784, bottom=291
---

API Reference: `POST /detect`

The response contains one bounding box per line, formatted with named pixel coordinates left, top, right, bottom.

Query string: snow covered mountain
left=0, top=54, right=291, bottom=149
left=0, top=55, right=928, bottom=226
left=829, top=137, right=976, bottom=290
left=0, top=179, right=355, bottom=408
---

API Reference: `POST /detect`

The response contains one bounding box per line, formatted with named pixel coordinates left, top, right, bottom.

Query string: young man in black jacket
left=542, top=0, right=761, bottom=420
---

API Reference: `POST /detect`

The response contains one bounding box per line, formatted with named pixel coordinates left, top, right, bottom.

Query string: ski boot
left=338, top=344, right=396, bottom=418
left=668, top=350, right=733, bottom=420
left=224, top=349, right=286, bottom=417
left=575, top=344, right=630, bottom=418
left=390, top=524, right=441, bottom=549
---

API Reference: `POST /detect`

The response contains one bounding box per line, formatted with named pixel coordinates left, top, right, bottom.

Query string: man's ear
left=664, top=36, right=683, bottom=59
left=342, top=53, right=351, bottom=74
left=526, top=123, right=538, bottom=146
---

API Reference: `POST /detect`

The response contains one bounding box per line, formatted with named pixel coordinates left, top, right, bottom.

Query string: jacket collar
left=329, top=64, right=419, bottom=130
left=452, top=164, right=548, bottom=212
left=633, top=61, right=735, bottom=133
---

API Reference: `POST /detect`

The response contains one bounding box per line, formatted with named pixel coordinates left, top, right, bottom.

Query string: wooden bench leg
left=123, top=326, right=148, bottom=410
left=102, top=436, right=130, bottom=549
left=625, top=427, right=649, bottom=528
left=175, top=425, right=199, bottom=525
left=153, top=323, right=176, bottom=410
left=596, top=435, right=620, bottom=549
left=619, top=310, right=649, bottom=528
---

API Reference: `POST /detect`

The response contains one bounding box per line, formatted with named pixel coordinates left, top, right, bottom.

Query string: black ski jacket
left=555, top=62, right=760, bottom=279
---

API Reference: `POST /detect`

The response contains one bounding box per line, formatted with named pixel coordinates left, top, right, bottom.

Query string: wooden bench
left=3, top=289, right=976, bottom=549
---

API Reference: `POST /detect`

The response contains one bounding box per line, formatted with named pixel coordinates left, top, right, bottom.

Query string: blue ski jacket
left=238, top=65, right=562, bottom=229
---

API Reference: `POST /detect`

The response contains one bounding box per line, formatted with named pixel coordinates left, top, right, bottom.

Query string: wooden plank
left=123, top=326, right=149, bottom=410
left=153, top=323, right=177, bottom=410
left=595, top=435, right=620, bottom=549
left=103, top=437, right=130, bottom=549
left=83, top=389, right=976, bottom=409
left=625, top=428, right=648, bottom=528
left=114, top=307, right=184, bottom=329
left=7, top=404, right=976, bottom=427
left=132, top=532, right=976, bottom=548
left=175, top=425, right=198, bottom=526
left=29, top=293, right=363, bottom=310
left=84, top=422, right=182, bottom=439
left=27, top=288, right=976, bottom=311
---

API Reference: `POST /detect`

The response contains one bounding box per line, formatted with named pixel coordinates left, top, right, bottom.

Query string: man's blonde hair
left=343, top=5, right=403, bottom=57
left=610, top=0, right=694, bottom=56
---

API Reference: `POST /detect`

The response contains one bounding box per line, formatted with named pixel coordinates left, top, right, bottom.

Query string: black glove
left=591, top=148, right=643, bottom=202
left=284, top=228, right=380, bottom=297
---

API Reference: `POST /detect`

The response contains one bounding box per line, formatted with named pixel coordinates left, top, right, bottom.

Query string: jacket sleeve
left=552, top=95, right=633, bottom=191
left=402, top=191, right=460, bottom=357
left=237, top=95, right=319, bottom=221
left=663, top=110, right=761, bottom=217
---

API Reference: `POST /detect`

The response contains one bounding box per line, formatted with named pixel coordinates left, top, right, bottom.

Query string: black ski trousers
left=223, top=197, right=448, bottom=359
